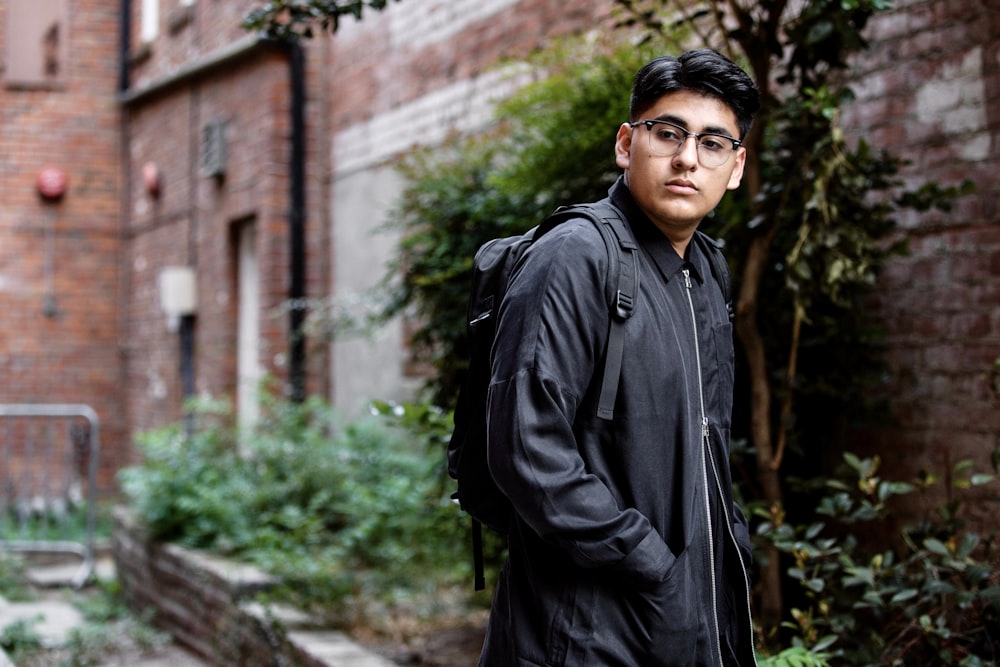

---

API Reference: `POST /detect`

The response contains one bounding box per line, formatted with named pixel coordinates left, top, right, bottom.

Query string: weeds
left=119, top=395, right=473, bottom=623
left=754, top=452, right=999, bottom=665
left=0, top=617, right=44, bottom=662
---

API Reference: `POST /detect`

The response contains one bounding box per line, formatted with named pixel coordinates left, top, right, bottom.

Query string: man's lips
left=665, top=179, right=698, bottom=194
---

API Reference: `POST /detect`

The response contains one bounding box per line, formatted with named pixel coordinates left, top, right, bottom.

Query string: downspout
left=288, top=41, right=307, bottom=403
left=117, top=0, right=132, bottom=440
left=117, top=34, right=307, bottom=405
left=118, top=0, right=130, bottom=93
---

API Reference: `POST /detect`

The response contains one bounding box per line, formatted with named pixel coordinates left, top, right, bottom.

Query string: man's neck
left=618, top=174, right=700, bottom=257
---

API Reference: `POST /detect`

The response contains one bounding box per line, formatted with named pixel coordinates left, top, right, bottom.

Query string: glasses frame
left=629, top=119, right=742, bottom=167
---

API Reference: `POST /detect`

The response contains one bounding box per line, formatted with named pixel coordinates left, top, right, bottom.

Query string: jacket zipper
left=682, top=268, right=758, bottom=667
left=705, top=428, right=759, bottom=667
left=682, top=268, right=724, bottom=666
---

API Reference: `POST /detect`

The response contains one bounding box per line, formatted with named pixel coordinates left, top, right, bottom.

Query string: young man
left=480, top=49, right=760, bottom=666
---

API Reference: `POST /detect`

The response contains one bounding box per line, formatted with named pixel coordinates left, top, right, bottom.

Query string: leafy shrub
left=0, top=617, right=44, bottom=662
left=0, top=554, right=32, bottom=601
left=119, top=394, right=476, bottom=619
left=380, top=37, right=656, bottom=408
left=758, top=646, right=832, bottom=667
left=120, top=391, right=1000, bottom=659
left=755, top=452, right=1000, bottom=665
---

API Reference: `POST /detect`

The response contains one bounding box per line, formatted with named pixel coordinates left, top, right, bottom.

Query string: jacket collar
left=608, top=176, right=708, bottom=287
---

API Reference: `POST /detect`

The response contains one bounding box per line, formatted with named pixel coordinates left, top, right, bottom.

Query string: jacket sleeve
left=486, top=221, right=673, bottom=586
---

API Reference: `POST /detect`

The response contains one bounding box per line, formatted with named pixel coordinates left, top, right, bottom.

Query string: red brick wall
left=841, top=0, right=1000, bottom=502
left=326, top=0, right=999, bottom=516
left=328, top=0, right=614, bottom=131
left=2, top=0, right=995, bottom=504
left=128, top=0, right=266, bottom=87
left=0, top=0, right=124, bottom=489
left=122, top=41, right=330, bottom=436
left=121, top=0, right=331, bottom=435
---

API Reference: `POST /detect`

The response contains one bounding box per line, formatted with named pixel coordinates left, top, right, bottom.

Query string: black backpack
left=447, top=200, right=733, bottom=590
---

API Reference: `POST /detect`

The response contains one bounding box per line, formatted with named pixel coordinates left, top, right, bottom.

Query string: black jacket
left=480, top=178, right=755, bottom=666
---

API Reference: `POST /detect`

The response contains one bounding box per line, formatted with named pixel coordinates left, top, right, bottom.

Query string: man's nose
left=672, top=135, right=700, bottom=168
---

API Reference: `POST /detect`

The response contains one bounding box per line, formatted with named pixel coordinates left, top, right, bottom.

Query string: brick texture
left=122, top=18, right=332, bottom=434
left=113, top=509, right=306, bottom=665
left=0, top=0, right=124, bottom=490
left=841, top=0, right=1000, bottom=492
left=1, top=0, right=997, bottom=518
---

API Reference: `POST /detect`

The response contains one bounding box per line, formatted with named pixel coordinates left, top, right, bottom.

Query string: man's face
left=615, top=90, right=746, bottom=245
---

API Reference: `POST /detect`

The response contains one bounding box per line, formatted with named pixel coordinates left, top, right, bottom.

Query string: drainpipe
left=117, top=0, right=132, bottom=437
left=118, top=0, right=130, bottom=92
left=288, top=41, right=307, bottom=403
left=115, top=19, right=307, bottom=402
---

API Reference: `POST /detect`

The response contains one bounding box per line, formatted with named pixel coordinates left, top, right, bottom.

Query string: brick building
left=1, top=0, right=997, bottom=498
left=840, top=1, right=999, bottom=504
left=1, top=0, right=123, bottom=487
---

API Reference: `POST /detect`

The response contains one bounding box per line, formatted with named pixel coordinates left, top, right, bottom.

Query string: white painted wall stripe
left=337, top=0, right=522, bottom=51
left=387, top=0, right=522, bottom=50
left=332, top=63, right=533, bottom=176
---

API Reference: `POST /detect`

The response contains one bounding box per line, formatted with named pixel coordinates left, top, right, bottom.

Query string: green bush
left=380, top=37, right=656, bottom=408
left=0, top=617, right=44, bottom=662
left=119, top=392, right=1000, bottom=659
left=754, top=453, right=1000, bottom=665
left=758, top=646, right=832, bottom=667
left=119, top=394, right=478, bottom=619
left=0, top=554, right=32, bottom=601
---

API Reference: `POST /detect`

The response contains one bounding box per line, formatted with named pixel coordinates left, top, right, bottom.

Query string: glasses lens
left=695, top=136, right=733, bottom=168
left=645, top=123, right=683, bottom=157
left=642, top=122, right=734, bottom=167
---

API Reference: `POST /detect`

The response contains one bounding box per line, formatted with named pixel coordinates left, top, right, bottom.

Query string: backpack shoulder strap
left=693, top=230, right=734, bottom=322
left=542, top=201, right=639, bottom=420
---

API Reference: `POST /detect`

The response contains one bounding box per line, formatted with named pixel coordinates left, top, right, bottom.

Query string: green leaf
left=954, top=460, right=974, bottom=475
left=890, top=588, right=918, bottom=603
left=813, top=634, right=837, bottom=652
left=955, top=532, right=980, bottom=559
left=843, top=452, right=862, bottom=471
left=877, top=480, right=915, bottom=501
left=805, top=522, right=825, bottom=539
left=923, top=538, right=952, bottom=557
left=843, top=566, right=875, bottom=587
left=979, top=585, right=1000, bottom=604
left=925, top=579, right=957, bottom=596
left=804, top=578, right=826, bottom=592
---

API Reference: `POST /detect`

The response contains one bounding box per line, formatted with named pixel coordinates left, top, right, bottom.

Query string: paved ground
left=1, top=587, right=406, bottom=666
left=0, top=594, right=209, bottom=666
left=0, top=553, right=411, bottom=667
left=0, top=551, right=487, bottom=666
left=0, top=555, right=211, bottom=666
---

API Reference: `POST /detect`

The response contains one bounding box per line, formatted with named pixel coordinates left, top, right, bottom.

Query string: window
left=4, top=0, right=67, bottom=88
left=140, top=0, right=159, bottom=43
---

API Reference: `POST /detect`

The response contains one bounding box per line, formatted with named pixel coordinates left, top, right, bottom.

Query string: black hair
left=630, top=49, right=760, bottom=139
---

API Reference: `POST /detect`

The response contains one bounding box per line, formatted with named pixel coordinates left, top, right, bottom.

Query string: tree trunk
left=735, top=225, right=785, bottom=632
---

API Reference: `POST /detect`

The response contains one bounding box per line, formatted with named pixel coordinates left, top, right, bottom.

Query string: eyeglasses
left=629, top=119, right=741, bottom=168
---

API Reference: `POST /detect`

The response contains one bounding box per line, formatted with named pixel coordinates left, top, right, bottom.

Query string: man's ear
left=614, top=123, right=632, bottom=170
left=726, top=146, right=747, bottom=191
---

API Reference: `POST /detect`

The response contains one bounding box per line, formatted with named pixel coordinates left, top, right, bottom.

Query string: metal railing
left=0, top=404, right=100, bottom=588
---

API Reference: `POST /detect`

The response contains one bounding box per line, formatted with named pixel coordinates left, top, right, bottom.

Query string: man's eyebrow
left=651, top=113, right=736, bottom=138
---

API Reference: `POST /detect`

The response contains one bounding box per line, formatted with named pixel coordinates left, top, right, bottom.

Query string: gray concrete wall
left=330, top=166, right=422, bottom=416
left=325, top=0, right=576, bottom=415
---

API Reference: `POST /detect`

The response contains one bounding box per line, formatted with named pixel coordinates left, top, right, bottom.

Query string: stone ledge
left=111, top=507, right=395, bottom=667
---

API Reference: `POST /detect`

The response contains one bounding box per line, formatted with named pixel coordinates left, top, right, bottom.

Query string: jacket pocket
left=590, top=548, right=702, bottom=664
